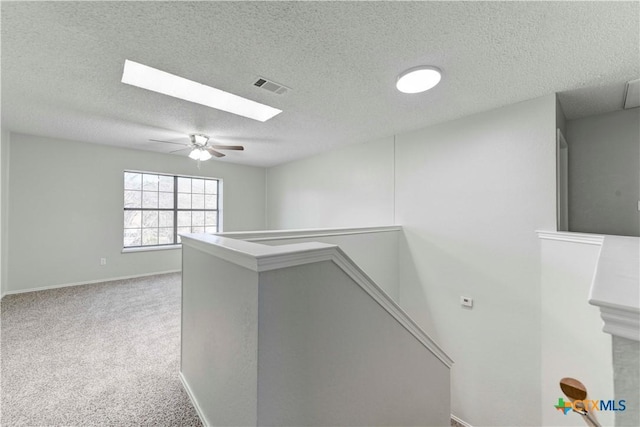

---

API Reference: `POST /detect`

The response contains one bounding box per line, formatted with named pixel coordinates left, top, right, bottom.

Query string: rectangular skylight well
left=121, top=60, right=282, bottom=122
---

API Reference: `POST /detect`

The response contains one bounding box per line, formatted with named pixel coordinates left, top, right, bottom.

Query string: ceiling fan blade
left=206, top=147, right=225, bottom=158
left=169, top=147, right=190, bottom=154
left=211, top=144, right=244, bottom=151
left=149, top=138, right=189, bottom=146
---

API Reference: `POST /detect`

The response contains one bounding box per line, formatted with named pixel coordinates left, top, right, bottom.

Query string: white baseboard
left=451, top=414, right=473, bottom=427
left=179, top=372, right=209, bottom=427
left=1, top=270, right=181, bottom=298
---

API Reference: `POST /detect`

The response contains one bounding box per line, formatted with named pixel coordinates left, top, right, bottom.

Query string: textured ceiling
left=2, top=1, right=638, bottom=167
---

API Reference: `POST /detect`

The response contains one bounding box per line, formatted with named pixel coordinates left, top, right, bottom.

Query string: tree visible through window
left=123, top=171, right=219, bottom=248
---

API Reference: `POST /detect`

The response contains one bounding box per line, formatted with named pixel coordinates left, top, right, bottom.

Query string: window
left=123, top=171, right=219, bottom=248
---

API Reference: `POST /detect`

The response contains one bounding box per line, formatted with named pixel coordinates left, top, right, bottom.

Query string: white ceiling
left=2, top=1, right=638, bottom=167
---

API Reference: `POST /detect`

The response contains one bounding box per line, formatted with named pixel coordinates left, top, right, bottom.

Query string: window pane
left=159, top=228, right=174, bottom=244
left=142, top=191, right=158, bottom=209
left=178, top=177, right=191, bottom=193
left=192, top=211, right=205, bottom=226
left=205, top=179, right=217, bottom=195
left=124, top=229, right=141, bottom=247
left=191, top=226, right=204, bottom=234
left=142, top=228, right=159, bottom=246
left=192, top=179, right=205, bottom=193
left=192, top=194, right=205, bottom=209
left=124, top=210, right=142, bottom=228
left=124, top=172, right=142, bottom=190
left=177, top=211, right=191, bottom=227
left=159, top=175, right=173, bottom=192
left=142, top=211, right=159, bottom=228
left=159, top=211, right=174, bottom=228
left=205, top=212, right=217, bottom=226
left=204, top=194, right=217, bottom=210
left=124, top=190, right=141, bottom=208
left=205, top=226, right=218, bottom=234
left=159, top=192, right=173, bottom=209
left=142, top=174, right=159, bottom=191
left=178, top=193, right=191, bottom=209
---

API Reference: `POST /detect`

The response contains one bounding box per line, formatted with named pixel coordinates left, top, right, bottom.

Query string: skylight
left=121, top=60, right=282, bottom=122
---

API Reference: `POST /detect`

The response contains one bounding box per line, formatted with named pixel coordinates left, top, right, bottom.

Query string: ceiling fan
left=150, top=134, right=244, bottom=161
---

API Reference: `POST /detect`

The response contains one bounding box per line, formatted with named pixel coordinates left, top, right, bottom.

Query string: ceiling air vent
left=623, top=78, right=639, bottom=109
left=253, top=77, right=289, bottom=95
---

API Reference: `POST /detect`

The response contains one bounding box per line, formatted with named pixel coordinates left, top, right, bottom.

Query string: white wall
left=5, top=133, right=266, bottom=293
left=396, top=94, right=556, bottom=426
left=540, top=236, right=613, bottom=427
left=266, top=136, right=394, bottom=229
left=566, top=108, right=640, bottom=237
left=266, top=94, right=559, bottom=426
left=1, top=129, right=8, bottom=298
left=612, top=336, right=640, bottom=426
left=258, top=261, right=450, bottom=426
left=181, top=244, right=259, bottom=427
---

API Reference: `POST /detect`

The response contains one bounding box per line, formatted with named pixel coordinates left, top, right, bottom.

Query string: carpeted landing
left=1, top=273, right=202, bottom=426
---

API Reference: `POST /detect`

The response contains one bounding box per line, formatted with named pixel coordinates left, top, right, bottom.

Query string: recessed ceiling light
left=121, top=60, right=282, bottom=122
left=396, top=66, right=442, bottom=94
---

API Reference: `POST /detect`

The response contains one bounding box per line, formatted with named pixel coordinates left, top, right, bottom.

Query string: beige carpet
left=1, top=273, right=202, bottom=426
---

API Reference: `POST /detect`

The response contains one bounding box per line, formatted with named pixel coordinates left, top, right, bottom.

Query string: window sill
left=122, top=244, right=182, bottom=254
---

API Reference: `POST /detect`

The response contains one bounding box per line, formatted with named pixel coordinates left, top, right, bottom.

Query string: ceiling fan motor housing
left=189, top=134, right=209, bottom=147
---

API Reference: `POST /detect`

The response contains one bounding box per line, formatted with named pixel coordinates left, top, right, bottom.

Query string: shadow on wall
left=560, top=90, right=640, bottom=237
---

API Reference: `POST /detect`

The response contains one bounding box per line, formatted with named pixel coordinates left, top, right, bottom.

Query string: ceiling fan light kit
left=188, top=148, right=212, bottom=161
left=121, top=59, right=282, bottom=122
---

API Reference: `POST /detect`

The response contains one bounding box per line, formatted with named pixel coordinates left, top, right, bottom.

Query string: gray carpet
left=1, top=273, right=203, bottom=426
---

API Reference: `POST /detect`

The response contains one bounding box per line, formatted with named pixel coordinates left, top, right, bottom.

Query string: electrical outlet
left=100, top=258, right=107, bottom=266
left=460, top=296, right=473, bottom=308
